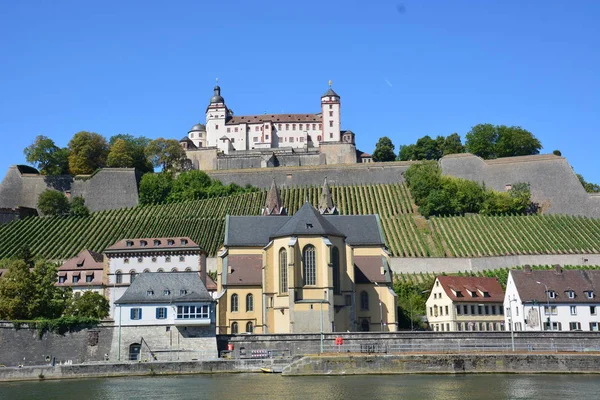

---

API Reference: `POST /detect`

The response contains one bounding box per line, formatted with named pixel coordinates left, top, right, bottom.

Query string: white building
left=57, top=249, right=105, bottom=296
left=104, top=237, right=207, bottom=318
left=426, top=276, right=505, bottom=332
left=504, top=266, right=600, bottom=332
left=186, top=83, right=345, bottom=153
left=113, top=272, right=216, bottom=361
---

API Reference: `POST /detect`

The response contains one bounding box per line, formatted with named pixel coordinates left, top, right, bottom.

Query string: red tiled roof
left=59, top=249, right=104, bottom=271
left=105, top=237, right=200, bottom=252
left=437, top=276, right=504, bottom=303
left=225, top=254, right=262, bottom=286
left=226, top=114, right=321, bottom=125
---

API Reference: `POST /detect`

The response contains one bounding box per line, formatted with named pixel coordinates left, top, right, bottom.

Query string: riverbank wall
left=282, top=353, right=600, bottom=375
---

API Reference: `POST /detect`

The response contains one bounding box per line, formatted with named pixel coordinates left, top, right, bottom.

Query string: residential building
left=113, top=272, right=216, bottom=361
left=504, top=265, right=600, bottom=331
left=216, top=180, right=397, bottom=334
left=104, top=237, right=207, bottom=318
left=426, top=276, right=505, bottom=332
left=57, top=249, right=105, bottom=296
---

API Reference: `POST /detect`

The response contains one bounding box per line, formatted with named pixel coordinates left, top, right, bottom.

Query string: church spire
left=318, top=177, right=337, bottom=215
left=262, top=178, right=286, bottom=216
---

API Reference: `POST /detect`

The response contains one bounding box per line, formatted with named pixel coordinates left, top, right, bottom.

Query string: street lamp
left=536, top=281, right=551, bottom=331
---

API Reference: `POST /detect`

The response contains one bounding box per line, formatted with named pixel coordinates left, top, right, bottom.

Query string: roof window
left=154, top=240, right=161, bottom=246
left=180, top=239, right=188, bottom=245
left=147, top=290, right=154, bottom=296
left=548, top=290, right=556, bottom=299
left=586, top=291, right=594, bottom=299
left=164, top=289, right=171, bottom=296
left=167, top=239, right=175, bottom=246
left=126, top=240, right=134, bottom=247
left=567, top=290, right=575, bottom=299
left=140, top=240, right=148, bottom=247
left=180, top=289, right=188, bottom=295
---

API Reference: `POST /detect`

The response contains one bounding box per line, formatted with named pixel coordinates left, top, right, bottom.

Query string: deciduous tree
left=145, top=138, right=187, bottom=172
left=70, top=196, right=90, bottom=217
left=68, top=131, right=109, bottom=175
left=0, top=260, right=34, bottom=320
left=38, top=190, right=71, bottom=216
left=23, top=135, right=70, bottom=175
left=465, top=124, right=541, bottom=159
left=372, top=136, right=396, bottom=162
left=64, top=291, right=109, bottom=319
left=108, top=134, right=153, bottom=173
left=138, top=172, right=174, bottom=205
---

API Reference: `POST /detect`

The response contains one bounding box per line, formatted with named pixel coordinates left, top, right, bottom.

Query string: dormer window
left=306, top=223, right=313, bottom=229
left=586, top=291, right=594, bottom=299
left=454, top=290, right=463, bottom=297
left=548, top=290, right=556, bottom=299
left=126, top=240, right=134, bottom=247
left=180, top=239, right=188, bottom=245
left=147, top=290, right=154, bottom=296
left=164, top=289, right=171, bottom=296
left=567, top=290, right=575, bottom=299
left=180, top=289, right=188, bottom=295
left=154, top=240, right=161, bottom=247
left=167, top=239, right=175, bottom=246
left=140, top=240, right=148, bottom=247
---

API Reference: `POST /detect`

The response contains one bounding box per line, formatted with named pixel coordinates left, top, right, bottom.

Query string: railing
left=126, top=349, right=218, bottom=362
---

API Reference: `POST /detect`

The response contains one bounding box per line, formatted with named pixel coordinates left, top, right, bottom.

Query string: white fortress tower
left=321, top=80, right=341, bottom=143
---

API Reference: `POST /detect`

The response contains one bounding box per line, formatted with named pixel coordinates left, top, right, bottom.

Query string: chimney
left=554, top=264, right=563, bottom=274
left=523, top=265, right=532, bottom=273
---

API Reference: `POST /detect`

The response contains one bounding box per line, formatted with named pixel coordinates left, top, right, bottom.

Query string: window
left=253, top=137, right=258, bottom=142
left=570, top=306, right=577, bottom=315
left=163, top=289, right=171, bottom=296
left=147, top=290, right=154, bottom=296
left=319, top=124, right=322, bottom=130
left=151, top=257, right=157, bottom=263
left=463, top=305, right=468, bottom=315
left=329, top=104, right=333, bottom=109
left=548, top=291, right=556, bottom=299
left=429, top=307, right=433, bottom=316
left=471, top=305, right=476, bottom=314
left=72, top=275, right=80, bottom=283
left=255, top=126, right=259, bottom=131
left=544, top=305, right=558, bottom=315
left=329, top=111, right=333, bottom=117
left=167, top=239, right=175, bottom=246
left=246, top=321, right=253, bottom=333
left=153, top=240, right=161, bottom=246
left=317, top=135, right=322, bottom=142
left=445, top=306, right=449, bottom=316
left=157, top=268, right=164, bottom=272
left=246, top=294, right=254, bottom=312
left=590, top=322, right=600, bottom=331
left=231, top=294, right=239, bottom=312
left=331, top=247, right=341, bottom=295
left=180, top=239, right=188, bottom=245
left=292, top=124, right=296, bottom=130
left=485, top=305, right=490, bottom=315
left=179, top=256, right=185, bottom=262
left=569, top=322, right=582, bottom=331
left=456, top=305, right=461, bottom=315
left=265, top=135, right=269, bottom=140
left=235, top=127, right=238, bottom=132
left=227, top=128, right=231, bottom=133
left=156, top=307, right=167, bottom=319
left=86, top=274, right=93, bottom=283
left=360, top=291, right=369, bottom=311
left=171, top=268, right=178, bottom=272
left=231, top=322, right=238, bottom=334
left=137, top=257, right=143, bottom=263
left=491, top=305, right=496, bottom=314
left=279, top=248, right=288, bottom=293
left=286, top=124, right=289, bottom=130
left=299, top=124, right=303, bottom=130
left=329, top=121, right=333, bottom=127
left=130, top=308, right=142, bottom=320
left=116, top=271, right=122, bottom=284
left=330, top=132, right=333, bottom=139
left=165, top=256, right=171, bottom=262
left=180, top=289, right=187, bottom=295
left=568, top=290, right=575, bottom=299
left=176, top=305, right=209, bottom=319
left=299, top=137, right=304, bottom=142
left=124, top=258, right=129, bottom=264
left=590, top=306, right=597, bottom=315
left=586, top=291, right=594, bottom=299
left=126, top=240, right=134, bottom=247
left=140, top=240, right=147, bottom=247
left=302, top=245, right=316, bottom=286
left=278, top=124, right=282, bottom=130
left=215, top=124, right=219, bottom=129
left=143, top=268, right=150, bottom=273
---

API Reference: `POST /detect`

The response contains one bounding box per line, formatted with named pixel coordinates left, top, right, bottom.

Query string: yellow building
left=216, top=180, right=397, bottom=334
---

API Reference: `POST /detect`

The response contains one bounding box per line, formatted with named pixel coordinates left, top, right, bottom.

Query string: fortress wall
left=71, top=169, right=140, bottom=213
left=205, top=162, right=410, bottom=189
left=440, top=154, right=600, bottom=217
left=318, top=142, right=357, bottom=165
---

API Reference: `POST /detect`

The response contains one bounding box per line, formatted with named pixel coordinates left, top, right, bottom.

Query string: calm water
left=1, top=374, right=599, bottom=400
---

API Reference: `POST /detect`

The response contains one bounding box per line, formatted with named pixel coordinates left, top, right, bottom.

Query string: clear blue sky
left=1, top=1, right=599, bottom=183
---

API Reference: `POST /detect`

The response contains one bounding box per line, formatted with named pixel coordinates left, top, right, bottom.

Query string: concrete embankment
left=282, top=353, right=600, bottom=375
left=0, top=358, right=292, bottom=382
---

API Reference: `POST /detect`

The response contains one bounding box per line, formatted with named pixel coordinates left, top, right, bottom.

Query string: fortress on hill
left=179, top=82, right=372, bottom=170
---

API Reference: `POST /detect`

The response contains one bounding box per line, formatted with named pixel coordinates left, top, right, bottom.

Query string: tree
left=138, top=172, right=174, bottom=205
left=553, top=149, right=562, bottom=156
left=108, top=134, right=153, bottom=173
left=145, top=138, right=187, bottom=172
left=38, top=190, right=70, bottom=216
left=23, top=135, right=70, bottom=175
left=404, top=161, right=442, bottom=205
left=167, top=170, right=213, bottom=202
left=0, top=260, right=34, bottom=320
left=577, top=174, right=600, bottom=193
left=442, top=133, right=465, bottom=156
left=465, top=124, right=541, bottom=159
left=70, top=196, right=90, bottom=217
left=372, top=136, right=396, bottom=162
left=68, top=131, right=109, bottom=175
left=412, top=135, right=442, bottom=160
left=64, top=291, right=109, bottom=319
left=397, top=133, right=464, bottom=161
left=397, top=144, right=416, bottom=161
left=29, top=260, right=70, bottom=319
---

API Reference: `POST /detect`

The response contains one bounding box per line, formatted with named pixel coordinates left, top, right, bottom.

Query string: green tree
left=372, top=136, right=396, bottom=162
left=404, top=161, right=442, bottom=205
left=23, top=135, right=70, bottom=175
left=167, top=170, right=213, bottom=202
left=64, top=291, right=109, bottom=319
left=70, top=196, right=90, bottom=217
left=138, top=172, right=174, bottom=205
left=145, top=138, right=187, bottom=172
left=17, top=245, right=35, bottom=269
left=465, top=124, right=541, bottom=159
left=29, top=260, right=70, bottom=319
left=108, top=134, right=153, bottom=173
left=465, top=123, right=498, bottom=159
left=68, top=131, right=109, bottom=175
left=397, top=144, right=416, bottom=161
left=577, top=174, right=600, bottom=193
left=38, top=190, right=71, bottom=216
left=0, top=260, right=34, bottom=320
left=442, top=133, right=465, bottom=156
left=413, top=135, right=442, bottom=160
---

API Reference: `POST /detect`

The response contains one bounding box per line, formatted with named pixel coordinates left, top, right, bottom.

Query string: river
left=1, top=373, right=598, bottom=399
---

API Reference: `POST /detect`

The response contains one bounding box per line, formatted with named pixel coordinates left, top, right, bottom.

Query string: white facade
left=504, top=269, right=600, bottom=332
left=116, top=302, right=214, bottom=327
left=189, top=84, right=344, bottom=152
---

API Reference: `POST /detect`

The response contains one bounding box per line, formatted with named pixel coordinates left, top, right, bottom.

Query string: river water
left=1, top=374, right=599, bottom=399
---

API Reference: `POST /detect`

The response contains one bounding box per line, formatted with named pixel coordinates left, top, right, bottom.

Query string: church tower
left=206, top=84, right=228, bottom=148
left=318, top=177, right=337, bottom=215
left=262, top=179, right=286, bottom=216
left=321, top=81, right=341, bottom=143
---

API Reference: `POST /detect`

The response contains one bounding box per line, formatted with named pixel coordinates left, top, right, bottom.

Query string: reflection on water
left=1, top=373, right=599, bottom=400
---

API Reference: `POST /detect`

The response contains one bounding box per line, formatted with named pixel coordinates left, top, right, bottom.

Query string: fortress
left=179, top=82, right=371, bottom=170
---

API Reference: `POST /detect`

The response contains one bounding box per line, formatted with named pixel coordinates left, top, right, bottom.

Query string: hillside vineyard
left=1, top=183, right=600, bottom=260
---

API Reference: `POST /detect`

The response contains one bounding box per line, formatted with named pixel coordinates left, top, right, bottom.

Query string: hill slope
left=0, top=183, right=599, bottom=260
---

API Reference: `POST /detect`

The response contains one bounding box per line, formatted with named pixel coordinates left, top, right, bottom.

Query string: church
left=180, top=83, right=372, bottom=170
left=215, top=179, right=397, bottom=334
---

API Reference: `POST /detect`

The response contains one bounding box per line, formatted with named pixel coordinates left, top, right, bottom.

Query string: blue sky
left=1, top=1, right=599, bottom=183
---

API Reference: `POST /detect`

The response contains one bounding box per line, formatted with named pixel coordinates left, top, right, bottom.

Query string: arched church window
left=279, top=248, right=288, bottom=293
left=360, top=291, right=369, bottom=311
left=246, top=293, right=254, bottom=312
left=331, top=247, right=341, bottom=295
left=231, top=322, right=238, bottom=334
left=303, top=245, right=316, bottom=286
left=231, top=294, right=239, bottom=312
left=246, top=321, right=253, bottom=333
